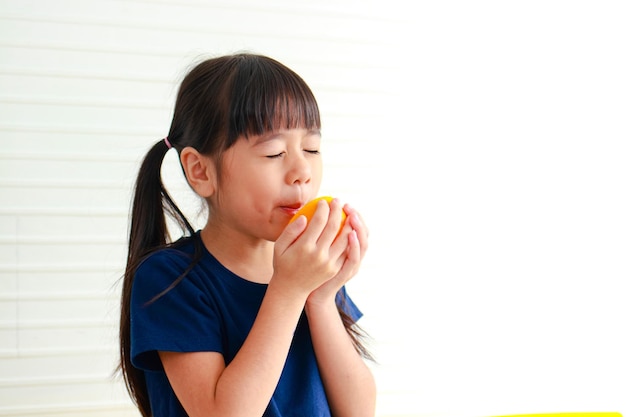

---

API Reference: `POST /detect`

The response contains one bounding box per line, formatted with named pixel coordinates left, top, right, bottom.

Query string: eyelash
left=267, top=150, right=320, bottom=158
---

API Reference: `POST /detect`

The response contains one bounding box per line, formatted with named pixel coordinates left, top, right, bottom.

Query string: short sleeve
left=130, top=250, right=223, bottom=371
left=336, top=286, right=363, bottom=322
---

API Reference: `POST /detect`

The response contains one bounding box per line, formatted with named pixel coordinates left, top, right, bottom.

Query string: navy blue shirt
left=130, top=233, right=362, bottom=417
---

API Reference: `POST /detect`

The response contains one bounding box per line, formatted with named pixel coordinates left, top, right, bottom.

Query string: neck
left=199, top=222, right=274, bottom=284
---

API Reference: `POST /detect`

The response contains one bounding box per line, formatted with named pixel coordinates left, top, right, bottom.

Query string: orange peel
left=289, top=196, right=347, bottom=232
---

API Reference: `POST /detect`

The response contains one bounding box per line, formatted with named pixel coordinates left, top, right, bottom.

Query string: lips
left=281, top=202, right=304, bottom=218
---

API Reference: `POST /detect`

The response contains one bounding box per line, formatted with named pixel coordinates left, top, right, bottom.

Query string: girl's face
left=210, top=127, right=323, bottom=242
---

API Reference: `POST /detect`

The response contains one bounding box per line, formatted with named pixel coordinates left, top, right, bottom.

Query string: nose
left=285, top=152, right=312, bottom=185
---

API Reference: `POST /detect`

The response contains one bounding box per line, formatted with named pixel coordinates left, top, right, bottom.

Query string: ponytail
left=118, top=138, right=194, bottom=417
left=127, top=139, right=193, bottom=263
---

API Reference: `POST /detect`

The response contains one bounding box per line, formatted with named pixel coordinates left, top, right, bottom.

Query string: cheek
left=235, top=174, right=276, bottom=212
left=313, top=161, right=323, bottom=187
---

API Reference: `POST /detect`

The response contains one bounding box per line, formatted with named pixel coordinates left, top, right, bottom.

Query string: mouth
left=281, top=202, right=303, bottom=217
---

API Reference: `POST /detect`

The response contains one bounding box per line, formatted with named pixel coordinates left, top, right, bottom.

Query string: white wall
left=1, top=1, right=625, bottom=417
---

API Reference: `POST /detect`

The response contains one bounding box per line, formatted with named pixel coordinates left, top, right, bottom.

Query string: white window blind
left=2, top=1, right=625, bottom=416
left=0, top=0, right=407, bottom=415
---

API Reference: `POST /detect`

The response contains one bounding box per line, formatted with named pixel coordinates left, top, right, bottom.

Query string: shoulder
left=138, top=244, right=193, bottom=274
left=132, top=234, right=205, bottom=301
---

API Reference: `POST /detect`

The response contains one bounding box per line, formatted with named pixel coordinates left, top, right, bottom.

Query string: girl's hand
left=306, top=204, right=369, bottom=306
left=272, top=198, right=350, bottom=298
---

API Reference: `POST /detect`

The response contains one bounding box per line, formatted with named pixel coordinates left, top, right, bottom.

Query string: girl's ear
left=179, top=147, right=217, bottom=197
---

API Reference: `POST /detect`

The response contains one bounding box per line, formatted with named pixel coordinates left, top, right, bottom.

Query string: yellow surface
left=489, top=413, right=622, bottom=417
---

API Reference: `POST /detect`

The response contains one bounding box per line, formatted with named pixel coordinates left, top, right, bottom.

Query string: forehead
left=249, top=128, right=321, bottom=145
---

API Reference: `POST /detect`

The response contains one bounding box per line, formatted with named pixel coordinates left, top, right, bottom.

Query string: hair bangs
left=228, top=55, right=321, bottom=143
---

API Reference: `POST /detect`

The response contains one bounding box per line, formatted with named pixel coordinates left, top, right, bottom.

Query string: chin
left=267, top=232, right=281, bottom=243
left=266, top=224, right=288, bottom=242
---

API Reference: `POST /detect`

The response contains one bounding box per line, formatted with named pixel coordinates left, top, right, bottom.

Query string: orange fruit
left=289, top=196, right=347, bottom=231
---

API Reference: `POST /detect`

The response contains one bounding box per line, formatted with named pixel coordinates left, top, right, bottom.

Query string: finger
left=343, top=204, right=369, bottom=237
left=318, top=198, right=346, bottom=247
left=350, top=229, right=361, bottom=263
left=274, top=215, right=306, bottom=256
left=335, top=230, right=361, bottom=283
left=303, top=198, right=331, bottom=241
left=347, top=212, right=368, bottom=258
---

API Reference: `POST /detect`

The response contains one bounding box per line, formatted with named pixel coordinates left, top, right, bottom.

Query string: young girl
left=118, top=53, right=376, bottom=417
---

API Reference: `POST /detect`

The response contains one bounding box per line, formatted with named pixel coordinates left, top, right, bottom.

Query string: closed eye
left=267, top=150, right=319, bottom=158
